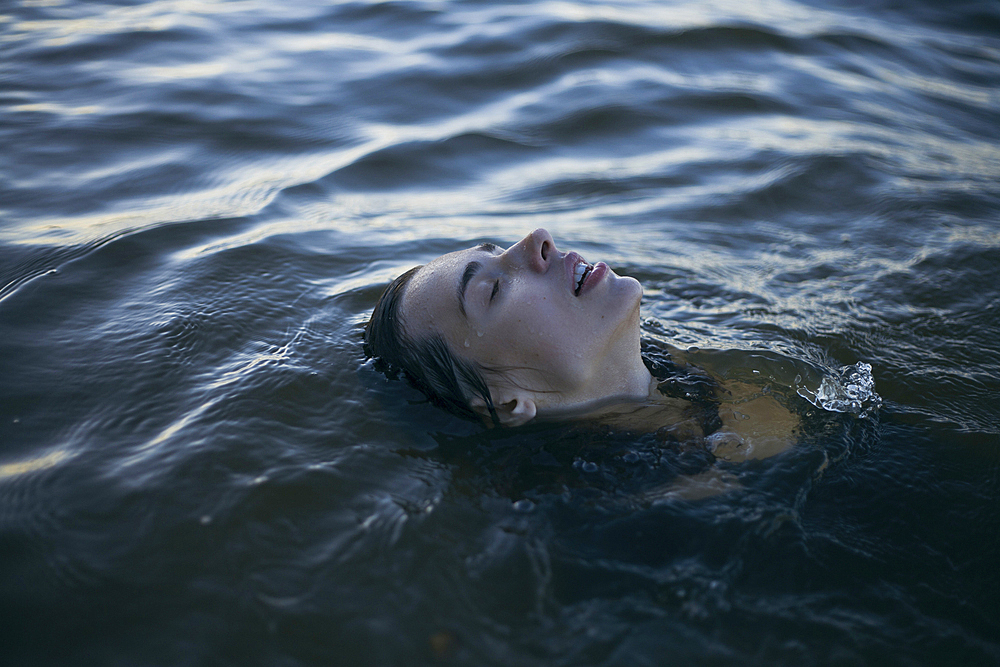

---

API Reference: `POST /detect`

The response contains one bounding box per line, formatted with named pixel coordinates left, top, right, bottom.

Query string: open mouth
left=573, top=260, right=593, bottom=296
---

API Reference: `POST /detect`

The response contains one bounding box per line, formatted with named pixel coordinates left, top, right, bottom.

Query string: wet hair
left=364, top=266, right=500, bottom=425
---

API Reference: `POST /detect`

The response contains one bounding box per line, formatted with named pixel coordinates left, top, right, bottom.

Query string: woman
left=365, top=229, right=799, bottom=461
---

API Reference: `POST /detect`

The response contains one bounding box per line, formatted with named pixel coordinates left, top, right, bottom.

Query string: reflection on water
left=1, top=0, right=999, bottom=664
left=0, top=449, right=71, bottom=480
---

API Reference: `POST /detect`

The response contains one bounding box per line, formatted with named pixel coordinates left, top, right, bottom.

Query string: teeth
left=573, top=260, right=592, bottom=293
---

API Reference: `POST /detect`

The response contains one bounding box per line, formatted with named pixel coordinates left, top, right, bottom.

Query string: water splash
left=797, top=362, right=882, bottom=419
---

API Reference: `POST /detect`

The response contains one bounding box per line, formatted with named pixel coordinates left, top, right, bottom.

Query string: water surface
left=2, top=0, right=999, bottom=665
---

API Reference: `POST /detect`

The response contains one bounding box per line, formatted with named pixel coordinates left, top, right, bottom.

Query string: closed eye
left=489, top=279, right=500, bottom=303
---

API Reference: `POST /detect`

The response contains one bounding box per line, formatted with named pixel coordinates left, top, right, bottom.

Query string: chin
left=593, top=273, right=643, bottom=336
left=615, top=274, right=643, bottom=307
left=606, top=277, right=643, bottom=338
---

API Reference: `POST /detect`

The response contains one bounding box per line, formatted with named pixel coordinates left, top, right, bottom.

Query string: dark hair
left=364, top=266, right=500, bottom=425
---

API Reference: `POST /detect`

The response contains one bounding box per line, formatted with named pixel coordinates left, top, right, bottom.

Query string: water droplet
left=464, top=339, right=470, bottom=347
left=582, top=461, right=598, bottom=473
left=477, top=330, right=483, bottom=337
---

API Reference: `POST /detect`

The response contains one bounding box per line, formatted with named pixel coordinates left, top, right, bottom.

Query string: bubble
left=513, top=499, right=535, bottom=513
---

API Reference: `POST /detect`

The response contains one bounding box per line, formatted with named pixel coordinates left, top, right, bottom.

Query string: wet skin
left=399, top=228, right=653, bottom=425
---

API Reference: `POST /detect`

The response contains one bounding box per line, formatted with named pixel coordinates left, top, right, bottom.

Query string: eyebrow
left=457, top=243, right=501, bottom=318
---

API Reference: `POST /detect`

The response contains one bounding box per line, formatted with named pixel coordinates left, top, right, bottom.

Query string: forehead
left=399, top=245, right=482, bottom=339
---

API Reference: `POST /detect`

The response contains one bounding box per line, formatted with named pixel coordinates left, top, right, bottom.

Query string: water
left=2, top=0, right=999, bottom=664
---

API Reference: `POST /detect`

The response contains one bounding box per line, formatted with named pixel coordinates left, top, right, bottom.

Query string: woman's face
left=399, top=229, right=651, bottom=422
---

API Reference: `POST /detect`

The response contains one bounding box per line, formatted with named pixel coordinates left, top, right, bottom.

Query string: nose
left=509, top=228, right=556, bottom=273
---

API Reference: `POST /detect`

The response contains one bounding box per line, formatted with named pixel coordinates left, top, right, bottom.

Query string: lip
left=577, top=261, right=608, bottom=296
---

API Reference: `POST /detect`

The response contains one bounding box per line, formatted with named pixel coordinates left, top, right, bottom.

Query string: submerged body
left=553, top=344, right=800, bottom=463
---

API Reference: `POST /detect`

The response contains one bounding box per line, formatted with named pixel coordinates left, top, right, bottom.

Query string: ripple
left=2, top=0, right=1000, bottom=663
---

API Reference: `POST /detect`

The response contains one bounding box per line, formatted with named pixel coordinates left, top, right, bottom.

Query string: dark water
left=2, top=0, right=999, bottom=664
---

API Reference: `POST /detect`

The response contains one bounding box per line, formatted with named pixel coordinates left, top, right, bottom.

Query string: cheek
left=509, top=301, right=603, bottom=354
left=472, top=311, right=560, bottom=366
left=509, top=317, right=593, bottom=381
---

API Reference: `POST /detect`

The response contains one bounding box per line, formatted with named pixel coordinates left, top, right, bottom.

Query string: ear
left=495, top=395, right=537, bottom=428
left=469, top=393, right=537, bottom=428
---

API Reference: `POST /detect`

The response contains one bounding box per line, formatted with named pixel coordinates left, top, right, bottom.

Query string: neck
left=537, top=360, right=655, bottom=421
